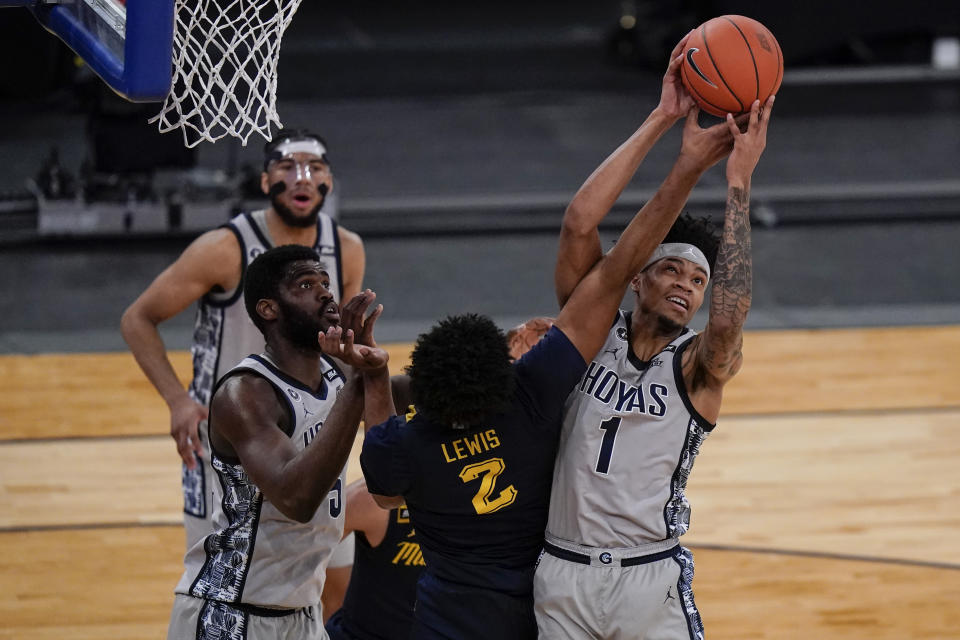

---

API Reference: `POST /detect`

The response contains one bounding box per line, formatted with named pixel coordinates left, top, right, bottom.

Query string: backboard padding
left=24, top=0, right=173, bottom=101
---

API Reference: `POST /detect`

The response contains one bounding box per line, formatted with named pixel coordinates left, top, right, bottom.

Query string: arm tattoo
left=703, top=186, right=752, bottom=374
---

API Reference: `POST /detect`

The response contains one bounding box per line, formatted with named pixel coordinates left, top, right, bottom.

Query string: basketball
left=680, top=15, right=783, bottom=117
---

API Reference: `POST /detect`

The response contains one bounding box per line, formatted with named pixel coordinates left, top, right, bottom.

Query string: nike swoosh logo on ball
left=686, top=48, right=717, bottom=88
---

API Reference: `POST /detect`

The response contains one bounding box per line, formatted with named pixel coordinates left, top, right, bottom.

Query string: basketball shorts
left=411, top=572, right=537, bottom=640
left=182, top=420, right=213, bottom=553
left=324, top=608, right=355, bottom=640
left=167, top=594, right=325, bottom=640
left=533, top=538, right=704, bottom=640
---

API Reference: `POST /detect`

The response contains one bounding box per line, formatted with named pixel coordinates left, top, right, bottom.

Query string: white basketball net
left=152, top=0, right=303, bottom=148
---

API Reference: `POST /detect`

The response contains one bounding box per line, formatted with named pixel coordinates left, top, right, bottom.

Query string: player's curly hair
left=662, top=212, right=721, bottom=272
left=408, top=314, right=515, bottom=430
left=244, top=245, right=321, bottom=332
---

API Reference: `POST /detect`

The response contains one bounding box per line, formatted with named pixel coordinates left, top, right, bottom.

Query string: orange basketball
left=680, top=15, right=783, bottom=117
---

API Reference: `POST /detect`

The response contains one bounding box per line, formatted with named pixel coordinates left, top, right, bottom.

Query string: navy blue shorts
left=411, top=573, right=536, bottom=640
left=324, top=608, right=354, bottom=640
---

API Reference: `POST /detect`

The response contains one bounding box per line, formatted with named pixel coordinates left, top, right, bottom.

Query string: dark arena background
left=1, top=1, right=958, bottom=637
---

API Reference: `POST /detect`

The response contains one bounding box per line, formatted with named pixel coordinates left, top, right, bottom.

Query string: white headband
left=273, top=139, right=327, bottom=159
left=642, top=243, right=710, bottom=280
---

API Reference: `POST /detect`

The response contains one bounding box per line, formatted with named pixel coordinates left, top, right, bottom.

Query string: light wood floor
left=2, top=326, right=959, bottom=638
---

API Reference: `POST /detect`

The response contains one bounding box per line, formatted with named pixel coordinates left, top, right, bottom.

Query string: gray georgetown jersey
left=546, top=310, right=715, bottom=549
left=176, top=354, right=348, bottom=610
left=187, top=209, right=343, bottom=408
left=181, top=209, right=342, bottom=526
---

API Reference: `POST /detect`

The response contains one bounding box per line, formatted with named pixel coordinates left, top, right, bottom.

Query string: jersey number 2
left=595, top=417, right=622, bottom=474
left=459, top=457, right=517, bottom=515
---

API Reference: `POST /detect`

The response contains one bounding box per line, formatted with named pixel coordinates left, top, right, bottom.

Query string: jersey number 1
left=459, top=457, right=517, bottom=515
left=595, top=417, right=622, bottom=474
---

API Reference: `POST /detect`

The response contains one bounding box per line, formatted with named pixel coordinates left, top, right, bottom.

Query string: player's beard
left=654, top=313, right=683, bottom=336
left=271, top=192, right=324, bottom=228
left=277, top=298, right=331, bottom=352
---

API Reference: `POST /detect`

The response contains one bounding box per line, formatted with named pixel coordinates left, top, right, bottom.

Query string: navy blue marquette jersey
left=325, top=505, right=423, bottom=640
left=361, top=327, right=586, bottom=639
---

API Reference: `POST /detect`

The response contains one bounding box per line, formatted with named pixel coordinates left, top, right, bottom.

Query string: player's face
left=262, top=151, right=333, bottom=228
left=633, top=257, right=707, bottom=328
left=276, top=260, right=339, bottom=351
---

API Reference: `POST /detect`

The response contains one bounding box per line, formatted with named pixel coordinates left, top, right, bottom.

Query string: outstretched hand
left=507, top=316, right=555, bottom=361
left=678, top=106, right=735, bottom=173
left=318, top=325, right=390, bottom=371
left=656, top=30, right=697, bottom=121
left=339, top=289, right=383, bottom=348
left=725, top=95, right=775, bottom=188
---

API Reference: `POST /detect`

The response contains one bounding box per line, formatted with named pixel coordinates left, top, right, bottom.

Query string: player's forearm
left=279, top=374, right=365, bottom=522
left=120, top=308, right=192, bottom=407
left=565, top=110, right=676, bottom=235
left=604, top=153, right=705, bottom=284
left=371, top=493, right=404, bottom=509
left=556, top=110, right=678, bottom=305
left=707, top=185, right=753, bottom=340
left=390, top=374, right=412, bottom=415
left=362, top=367, right=394, bottom=432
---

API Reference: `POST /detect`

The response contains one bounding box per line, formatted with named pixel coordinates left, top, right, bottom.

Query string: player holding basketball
left=121, top=129, right=364, bottom=552
left=533, top=41, right=775, bottom=640
left=166, top=245, right=389, bottom=639
left=359, top=84, right=738, bottom=637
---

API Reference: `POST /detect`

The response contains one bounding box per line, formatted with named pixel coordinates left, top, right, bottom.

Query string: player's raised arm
left=555, top=30, right=696, bottom=307
left=332, top=289, right=394, bottom=430
left=556, top=108, right=734, bottom=363
left=120, top=228, right=242, bottom=467
left=686, top=96, right=774, bottom=418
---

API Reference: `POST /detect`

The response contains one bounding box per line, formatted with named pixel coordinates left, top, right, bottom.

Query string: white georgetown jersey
left=177, top=354, right=349, bottom=610
left=181, top=209, right=342, bottom=523
left=187, top=209, right=343, bottom=408
left=546, top=310, right=715, bottom=549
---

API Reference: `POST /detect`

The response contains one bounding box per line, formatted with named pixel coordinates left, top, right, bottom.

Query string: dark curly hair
left=244, top=245, right=321, bottom=332
left=263, top=128, right=330, bottom=170
left=661, top=212, right=721, bottom=272
left=407, top=314, right=515, bottom=430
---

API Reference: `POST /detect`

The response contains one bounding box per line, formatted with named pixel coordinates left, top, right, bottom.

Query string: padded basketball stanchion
left=15, top=0, right=174, bottom=101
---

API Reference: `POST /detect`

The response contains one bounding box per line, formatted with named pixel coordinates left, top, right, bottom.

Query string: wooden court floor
left=2, top=326, right=959, bottom=638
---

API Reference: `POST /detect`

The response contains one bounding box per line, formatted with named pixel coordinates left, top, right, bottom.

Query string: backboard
left=2, top=0, right=174, bottom=101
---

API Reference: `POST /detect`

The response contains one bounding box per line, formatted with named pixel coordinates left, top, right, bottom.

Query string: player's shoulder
left=216, top=368, right=275, bottom=399
left=516, top=325, right=583, bottom=370
left=212, top=370, right=284, bottom=419
left=374, top=413, right=437, bottom=455
left=337, top=224, right=364, bottom=249
left=180, top=226, right=243, bottom=267
left=367, top=413, right=408, bottom=440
